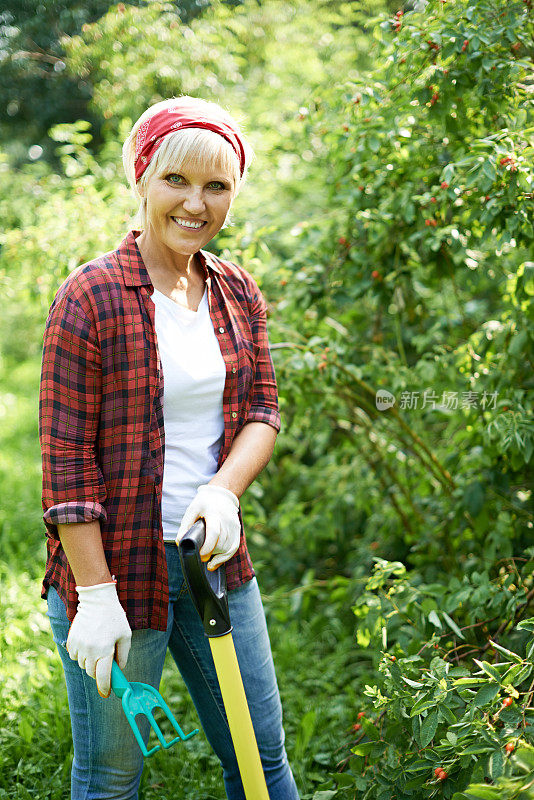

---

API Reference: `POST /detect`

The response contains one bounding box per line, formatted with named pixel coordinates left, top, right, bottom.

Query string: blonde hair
left=122, top=96, right=254, bottom=230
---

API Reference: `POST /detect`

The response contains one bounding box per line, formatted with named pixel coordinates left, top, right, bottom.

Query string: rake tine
left=121, top=690, right=161, bottom=758
left=158, top=696, right=199, bottom=742
left=144, top=708, right=169, bottom=750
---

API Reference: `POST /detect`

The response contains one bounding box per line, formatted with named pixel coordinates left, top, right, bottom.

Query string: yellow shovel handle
left=209, top=633, right=270, bottom=800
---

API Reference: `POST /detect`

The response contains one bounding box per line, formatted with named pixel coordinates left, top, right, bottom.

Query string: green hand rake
left=110, top=661, right=199, bottom=757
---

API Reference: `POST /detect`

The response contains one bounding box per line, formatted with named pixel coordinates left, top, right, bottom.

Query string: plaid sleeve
left=246, top=279, right=282, bottom=433
left=39, top=294, right=107, bottom=539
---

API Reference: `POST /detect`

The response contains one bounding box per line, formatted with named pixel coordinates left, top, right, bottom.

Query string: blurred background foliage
left=0, top=0, right=533, bottom=798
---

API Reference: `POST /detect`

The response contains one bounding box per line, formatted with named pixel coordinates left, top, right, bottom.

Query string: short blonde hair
left=122, top=96, right=254, bottom=230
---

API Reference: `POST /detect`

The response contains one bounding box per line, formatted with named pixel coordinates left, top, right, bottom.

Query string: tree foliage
left=0, top=0, right=532, bottom=797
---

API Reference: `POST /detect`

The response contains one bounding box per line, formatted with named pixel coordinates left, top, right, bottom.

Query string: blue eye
left=166, top=174, right=184, bottom=184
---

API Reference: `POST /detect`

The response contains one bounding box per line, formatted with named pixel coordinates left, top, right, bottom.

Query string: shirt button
left=232, top=411, right=237, bottom=419
left=232, top=367, right=237, bottom=373
left=219, top=326, right=224, bottom=333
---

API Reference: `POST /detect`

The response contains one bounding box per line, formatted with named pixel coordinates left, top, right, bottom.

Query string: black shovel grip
left=178, top=519, right=233, bottom=638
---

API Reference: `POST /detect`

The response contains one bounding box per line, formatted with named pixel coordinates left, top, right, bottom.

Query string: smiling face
left=140, top=158, right=236, bottom=258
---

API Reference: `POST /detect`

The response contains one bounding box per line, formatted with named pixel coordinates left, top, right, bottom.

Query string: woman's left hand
left=176, top=484, right=241, bottom=570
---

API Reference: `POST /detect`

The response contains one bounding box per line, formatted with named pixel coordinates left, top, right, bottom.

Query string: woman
left=39, top=95, right=299, bottom=800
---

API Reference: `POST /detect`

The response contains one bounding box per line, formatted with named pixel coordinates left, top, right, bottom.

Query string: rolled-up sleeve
left=39, top=294, right=107, bottom=539
left=246, top=281, right=282, bottom=433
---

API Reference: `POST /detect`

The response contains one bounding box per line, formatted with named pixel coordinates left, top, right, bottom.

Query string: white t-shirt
left=150, top=285, right=226, bottom=541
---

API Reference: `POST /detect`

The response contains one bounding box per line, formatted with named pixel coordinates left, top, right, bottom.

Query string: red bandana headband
left=134, top=105, right=246, bottom=182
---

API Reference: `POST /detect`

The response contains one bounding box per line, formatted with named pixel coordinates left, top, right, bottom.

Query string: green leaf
left=312, top=792, right=338, bottom=800
left=461, top=785, right=502, bottom=799
left=442, top=612, right=466, bottom=640
left=361, top=718, right=381, bottom=741
left=462, top=744, right=493, bottom=755
left=473, top=660, right=502, bottom=683
left=482, top=161, right=496, bottom=182
left=332, top=772, right=354, bottom=787
left=406, top=759, right=430, bottom=773
left=488, top=639, right=522, bottom=663
left=488, top=749, right=503, bottom=780
left=412, top=714, right=421, bottom=746
left=454, top=677, right=487, bottom=687
left=351, top=742, right=376, bottom=756
left=473, top=683, right=500, bottom=707
left=420, top=710, right=439, bottom=747
left=410, top=695, right=437, bottom=716
left=514, top=745, right=534, bottom=770
left=440, top=704, right=456, bottom=725
left=428, top=610, right=442, bottom=629
left=503, top=663, right=532, bottom=687
left=402, top=676, right=424, bottom=688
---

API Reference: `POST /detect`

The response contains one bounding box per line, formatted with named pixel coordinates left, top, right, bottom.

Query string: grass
left=0, top=356, right=357, bottom=799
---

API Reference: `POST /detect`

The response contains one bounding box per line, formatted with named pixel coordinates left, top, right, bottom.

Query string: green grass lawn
left=0, top=357, right=357, bottom=799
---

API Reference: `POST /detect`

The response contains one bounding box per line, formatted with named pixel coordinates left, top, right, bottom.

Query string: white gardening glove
left=176, top=484, right=241, bottom=571
left=66, top=580, right=132, bottom=699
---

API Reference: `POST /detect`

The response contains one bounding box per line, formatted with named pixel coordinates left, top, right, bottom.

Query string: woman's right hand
left=66, top=580, right=132, bottom=698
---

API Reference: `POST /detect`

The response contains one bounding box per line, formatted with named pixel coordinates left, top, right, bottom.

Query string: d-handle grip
left=178, top=519, right=232, bottom=638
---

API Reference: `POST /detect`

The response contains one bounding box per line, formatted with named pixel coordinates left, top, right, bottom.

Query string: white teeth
left=172, top=217, right=204, bottom=229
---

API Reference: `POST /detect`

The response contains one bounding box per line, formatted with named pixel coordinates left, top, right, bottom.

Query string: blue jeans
left=46, top=543, right=299, bottom=800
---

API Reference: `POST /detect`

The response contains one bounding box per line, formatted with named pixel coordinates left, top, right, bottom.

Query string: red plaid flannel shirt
left=39, top=230, right=281, bottom=631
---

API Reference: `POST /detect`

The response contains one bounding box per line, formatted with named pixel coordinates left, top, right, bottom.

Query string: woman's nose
left=182, top=188, right=206, bottom=214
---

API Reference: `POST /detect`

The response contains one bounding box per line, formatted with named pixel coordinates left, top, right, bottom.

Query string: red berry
left=462, top=39, right=469, bottom=51
left=357, top=711, right=365, bottom=719
left=280, top=278, right=287, bottom=286
left=390, top=655, right=396, bottom=661
left=352, top=723, right=362, bottom=731
left=371, top=270, right=381, bottom=280
left=502, top=697, right=513, bottom=707
left=434, top=767, right=443, bottom=777
left=441, top=181, right=449, bottom=189
left=438, top=770, right=448, bottom=781
left=431, top=197, right=437, bottom=203
left=505, top=742, right=515, bottom=753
